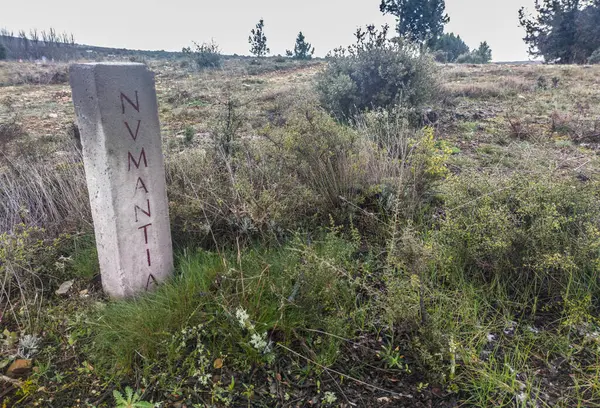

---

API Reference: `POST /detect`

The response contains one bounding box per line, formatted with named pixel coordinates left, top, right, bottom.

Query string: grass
left=2, top=58, right=600, bottom=407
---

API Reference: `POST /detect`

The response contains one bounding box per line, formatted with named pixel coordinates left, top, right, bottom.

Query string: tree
left=380, top=0, right=449, bottom=43
left=248, top=19, right=270, bottom=57
left=288, top=31, right=314, bottom=59
left=475, top=41, right=492, bottom=63
left=432, top=33, right=469, bottom=62
left=590, top=48, right=600, bottom=63
left=455, top=42, right=493, bottom=64
left=519, top=0, right=600, bottom=63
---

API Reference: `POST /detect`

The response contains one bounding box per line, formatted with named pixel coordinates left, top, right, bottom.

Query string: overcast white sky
left=3, top=0, right=536, bottom=62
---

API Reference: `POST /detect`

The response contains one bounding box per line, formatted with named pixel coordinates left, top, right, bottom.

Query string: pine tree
left=291, top=32, right=314, bottom=60
left=475, top=41, right=492, bottom=63
left=380, top=0, right=449, bottom=43
left=519, top=0, right=600, bottom=63
left=248, top=19, right=270, bottom=57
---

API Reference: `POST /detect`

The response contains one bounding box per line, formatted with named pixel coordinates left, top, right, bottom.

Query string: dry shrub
left=550, top=106, right=600, bottom=143
left=167, top=98, right=448, bottom=247
left=0, top=144, right=90, bottom=331
left=445, top=78, right=532, bottom=99
left=0, top=116, right=25, bottom=151
left=0, top=61, right=69, bottom=86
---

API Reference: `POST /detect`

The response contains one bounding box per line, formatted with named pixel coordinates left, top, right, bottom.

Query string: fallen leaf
left=213, top=358, right=223, bottom=369
left=55, top=280, right=74, bottom=296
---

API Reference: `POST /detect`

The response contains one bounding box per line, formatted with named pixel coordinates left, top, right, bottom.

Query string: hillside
left=1, top=56, right=600, bottom=407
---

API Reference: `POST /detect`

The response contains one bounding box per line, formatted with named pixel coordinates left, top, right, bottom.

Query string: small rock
left=48, top=113, right=58, bottom=119
left=55, top=280, right=74, bottom=296
left=79, top=289, right=89, bottom=298
left=6, top=359, right=32, bottom=378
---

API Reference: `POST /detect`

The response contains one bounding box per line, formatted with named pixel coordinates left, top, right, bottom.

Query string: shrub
left=316, top=25, right=439, bottom=120
left=433, top=172, right=600, bottom=302
left=183, top=40, right=222, bottom=69
left=588, top=48, right=600, bottom=64
left=0, top=44, right=6, bottom=60
left=432, top=33, right=470, bottom=63
left=455, top=42, right=493, bottom=64
left=0, top=225, right=85, bottom=331
left=167, top=96, right=444, bottom=246
left=0, top=114, right=25, bottom=152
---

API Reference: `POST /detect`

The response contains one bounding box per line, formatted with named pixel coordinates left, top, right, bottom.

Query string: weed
left=113, top=387, right=153, bottom=408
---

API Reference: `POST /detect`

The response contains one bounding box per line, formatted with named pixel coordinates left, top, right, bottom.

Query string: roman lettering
left=124, top=120, right=141, bottom=141
left=120, top=91, right=140, bottom=114
left=128, top=148, right=148, bottom=170
left=134, top=199, right=151, bottom=222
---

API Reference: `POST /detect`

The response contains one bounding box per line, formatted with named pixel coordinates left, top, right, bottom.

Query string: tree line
left=5, top=0, right=600, bottom=64
left=0, top=27, right=77, bottom=61
left=242, top=0, right=600, bottom=65
left=242, top=1, right=493, bottom=64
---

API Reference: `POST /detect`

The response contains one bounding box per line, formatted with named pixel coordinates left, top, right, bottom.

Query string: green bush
left=455, top=42, right=493, bottom=64
left=432, top=33, right=470, bottom=63
left=0, top=225, right=84, bottom=330
left=433, top=172, right=600, bottom=301
left=588, top=48, right=600, bottom=64
left=316, top=25, right=439, bottom=120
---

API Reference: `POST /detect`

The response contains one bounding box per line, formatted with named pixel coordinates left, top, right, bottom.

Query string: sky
left=3, top=0, right=537, bottom=62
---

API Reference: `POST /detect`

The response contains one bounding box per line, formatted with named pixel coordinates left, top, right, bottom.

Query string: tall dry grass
left=0, top=61, right=69, bottom=87
left=0, top=145, right=90, bottom=234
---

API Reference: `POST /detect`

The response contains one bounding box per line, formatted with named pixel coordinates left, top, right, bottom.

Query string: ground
left=1, top=58, right=600, bottom=407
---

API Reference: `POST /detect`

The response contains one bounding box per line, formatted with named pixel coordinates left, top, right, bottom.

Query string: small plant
left=183, top=126, right=194, bottom=145
left=17, top=334, right=40, bottom=359
left=537, top=75, right=548, bottom=90
left=113, top=387, right=153, bottom=408
left=322, top=391, right=337, bottom=404
left=378, top=343, right=405, bottom=369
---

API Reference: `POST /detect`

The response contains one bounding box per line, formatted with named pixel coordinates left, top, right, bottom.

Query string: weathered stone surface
left=69, top=63, right=173, bottom=298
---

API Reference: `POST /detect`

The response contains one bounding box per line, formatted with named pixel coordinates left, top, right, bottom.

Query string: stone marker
left=69, top=63, right=173, bottom=298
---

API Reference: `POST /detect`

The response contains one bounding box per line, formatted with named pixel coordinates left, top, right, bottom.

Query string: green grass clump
left=91, top=232, right=364, bottom=377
